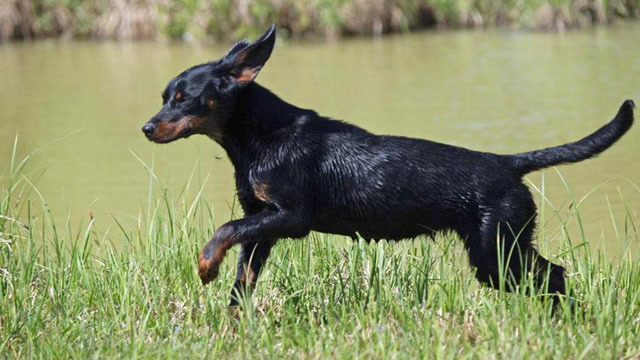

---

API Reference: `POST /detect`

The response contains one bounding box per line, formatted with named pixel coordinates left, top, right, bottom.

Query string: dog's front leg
left=228, top=240, right=276, bottom=306
left=197, top=209, right=311, bottom=285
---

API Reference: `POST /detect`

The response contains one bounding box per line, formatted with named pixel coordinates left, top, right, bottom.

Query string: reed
left=0, top=0, right=637, bottom=42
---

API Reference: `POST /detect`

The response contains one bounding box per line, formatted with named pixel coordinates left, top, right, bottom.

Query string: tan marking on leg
left=251, top=180, right=270, bottom=203
left=239, top=266, right=257, bottom=285
left=198, top=252, right=217, bottom=285
left=197, top=225, right=236, bottom=285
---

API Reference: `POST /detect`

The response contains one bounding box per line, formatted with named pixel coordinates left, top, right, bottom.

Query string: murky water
left=1, top=23, right=639, bottom=254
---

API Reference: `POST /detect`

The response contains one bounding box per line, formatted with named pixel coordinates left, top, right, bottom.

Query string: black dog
left=142, top=25, right=635, bottom=306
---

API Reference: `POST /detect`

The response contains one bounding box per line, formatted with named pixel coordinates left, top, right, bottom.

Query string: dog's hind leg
left=229, top=239, right=276, bottom=307
left=465, top=187, right=566, bottom=298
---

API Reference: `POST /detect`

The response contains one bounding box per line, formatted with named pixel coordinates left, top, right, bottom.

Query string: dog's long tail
left=507, top=100, right=635, bottom=175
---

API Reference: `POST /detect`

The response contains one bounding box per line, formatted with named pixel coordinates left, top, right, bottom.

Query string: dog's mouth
left=144, top=116, right=201, bottom=144
left=151, top=122, right=192, bottom=143
left=150, top=122, right=191, bottom=143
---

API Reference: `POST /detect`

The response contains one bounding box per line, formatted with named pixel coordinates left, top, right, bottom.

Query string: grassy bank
left=2, top=143, right=640, bottom=359
left=1, top=0, right=639, bottom=42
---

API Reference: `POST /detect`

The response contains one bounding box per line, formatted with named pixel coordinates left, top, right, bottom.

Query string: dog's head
left=141, top=25, right=276, bottom=144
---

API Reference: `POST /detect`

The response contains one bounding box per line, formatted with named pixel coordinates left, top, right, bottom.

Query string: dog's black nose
left=142, top=123, right=156, bottom=138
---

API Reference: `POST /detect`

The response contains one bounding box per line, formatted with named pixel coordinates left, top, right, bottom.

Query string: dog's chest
left=235, top=168, right=273, bottom=207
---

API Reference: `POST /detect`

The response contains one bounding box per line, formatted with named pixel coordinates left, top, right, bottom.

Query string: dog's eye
left=175, top=92, right=183, bottom=102
left=207, top=99, right=215, bottom=109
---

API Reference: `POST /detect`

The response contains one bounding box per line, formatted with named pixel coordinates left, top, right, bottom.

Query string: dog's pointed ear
left=224, top=39, right=251, bottom=59
left=226, top=25, right=276, bottom=84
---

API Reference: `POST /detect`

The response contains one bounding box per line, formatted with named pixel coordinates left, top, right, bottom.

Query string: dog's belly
left=311, top=208, right=452, bottom=241
left=312, top=223, right=427, bottom=241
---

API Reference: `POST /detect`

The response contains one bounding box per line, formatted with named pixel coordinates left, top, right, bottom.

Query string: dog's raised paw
left=198, top=254, right=220, bottom=285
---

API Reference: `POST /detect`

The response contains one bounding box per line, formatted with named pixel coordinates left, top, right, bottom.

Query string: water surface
left=1, top=23, right=639, bottom=254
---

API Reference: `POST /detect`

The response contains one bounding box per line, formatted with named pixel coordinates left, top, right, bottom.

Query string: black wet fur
left=142, top=25, right=635, bottom=307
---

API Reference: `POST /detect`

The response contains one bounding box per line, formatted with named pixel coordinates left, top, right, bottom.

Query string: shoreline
left=1, top=0, right=638, bottom=43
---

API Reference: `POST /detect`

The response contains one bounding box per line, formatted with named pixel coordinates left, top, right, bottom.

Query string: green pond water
left=1, top=23, right=639, bottom=255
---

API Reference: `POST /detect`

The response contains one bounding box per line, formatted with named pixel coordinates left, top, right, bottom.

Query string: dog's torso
left=231, top=114, right=520, bottom=241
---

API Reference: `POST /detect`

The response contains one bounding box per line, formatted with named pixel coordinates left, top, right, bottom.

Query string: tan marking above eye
left=175, top=92, right=182, bottom=101
left=207, top=99, right=215, bottom=109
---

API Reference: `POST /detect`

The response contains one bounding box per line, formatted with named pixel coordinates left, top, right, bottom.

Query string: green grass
left=2, top=142, right=640, bottom=359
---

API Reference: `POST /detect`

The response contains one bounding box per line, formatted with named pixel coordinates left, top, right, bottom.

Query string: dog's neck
left=222, top=82, right=313, bottom=166
left=237, top=83, right=306, bottom=130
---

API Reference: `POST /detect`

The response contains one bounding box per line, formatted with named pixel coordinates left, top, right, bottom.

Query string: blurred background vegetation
left=0, top=0, right=638, bottom=42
